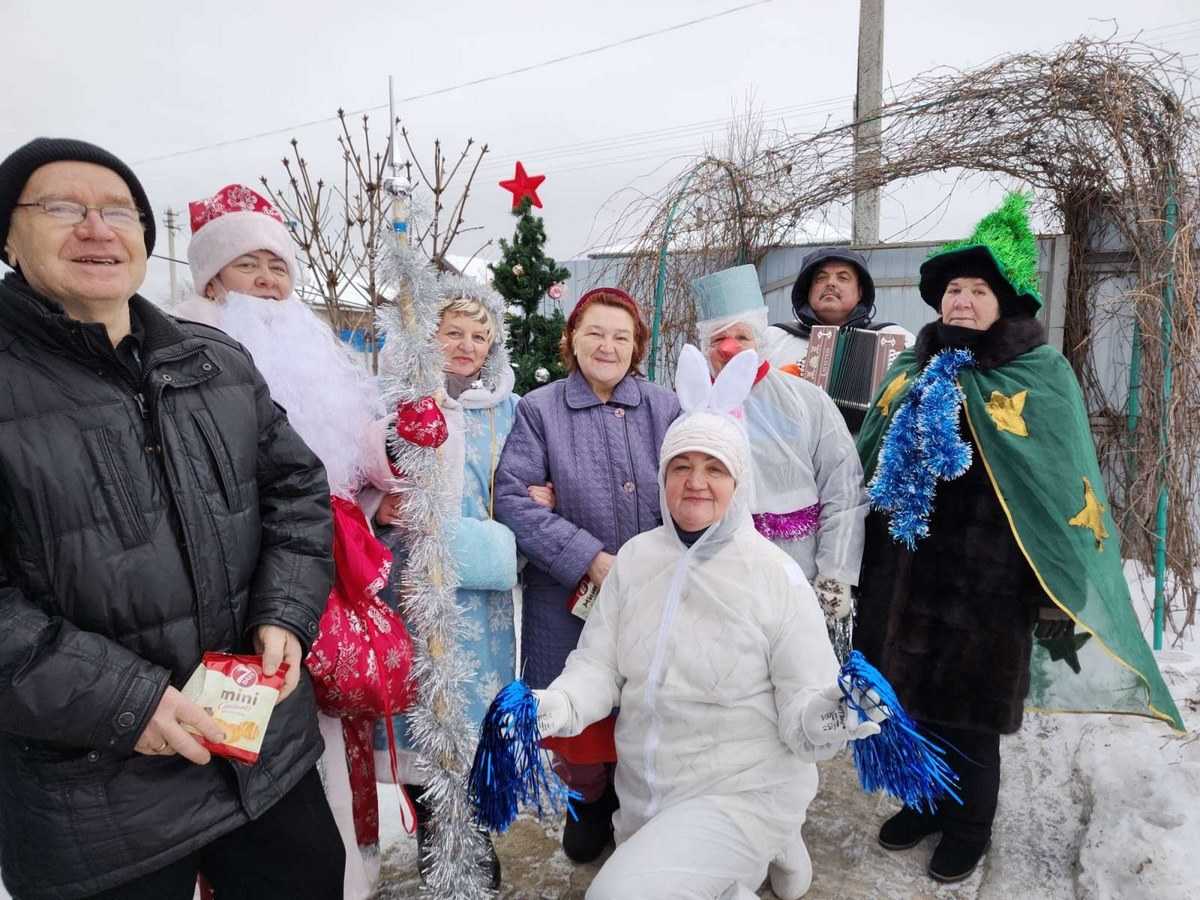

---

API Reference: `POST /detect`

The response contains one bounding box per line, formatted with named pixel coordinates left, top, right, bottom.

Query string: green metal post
left=1125, top=317, right=1141, bottom=520
left=1153, top=173, right=1177, bottom=651
left=648, top=168, right=697, bottom=383
left=1126, top=322, right=1141, bottom=439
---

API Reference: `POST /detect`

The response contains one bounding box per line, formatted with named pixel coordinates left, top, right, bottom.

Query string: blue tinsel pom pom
left=839, top=651, right=962, bottom=813
left=468, top=680, right=579, bottom=832
left=868, top=348, right=975, bottom=548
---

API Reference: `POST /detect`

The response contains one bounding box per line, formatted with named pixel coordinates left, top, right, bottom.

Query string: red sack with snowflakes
left=305, top=495, right=414, bottom=846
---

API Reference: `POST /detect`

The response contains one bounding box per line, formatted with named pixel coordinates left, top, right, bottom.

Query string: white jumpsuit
left=546, top=473, right=842, bottom=899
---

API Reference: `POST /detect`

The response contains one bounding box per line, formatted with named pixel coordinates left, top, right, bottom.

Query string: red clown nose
left=715, top=337, right=742, bottom=362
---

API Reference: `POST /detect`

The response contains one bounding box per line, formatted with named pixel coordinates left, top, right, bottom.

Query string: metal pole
left=1153, top=171, right=1177, bottom=650
left=1125, top=318, right=1142, bottom=492
left=164, top=207, right=178, bottom=302
left=388, top=75, right=397, bottom=175
left=852, top=0, right=884, bottom=245
left=648, top=168, right=697, bottom=382
left=1126, top=323, right=1142, bottom=437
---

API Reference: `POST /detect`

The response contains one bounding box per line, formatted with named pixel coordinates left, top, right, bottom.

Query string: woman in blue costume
left=368, top=274, right=545, bottom=889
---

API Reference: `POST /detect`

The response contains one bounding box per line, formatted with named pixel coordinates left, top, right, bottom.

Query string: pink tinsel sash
left=753, top=503, right=822, bottom=541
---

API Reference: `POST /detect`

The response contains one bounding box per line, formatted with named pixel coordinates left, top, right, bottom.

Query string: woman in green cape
left=854, top=193, right=1184, bottom=884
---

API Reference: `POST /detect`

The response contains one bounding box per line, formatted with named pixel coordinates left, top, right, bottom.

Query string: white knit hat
left=659, top=410, right=750, bottom=484
left=187, top=184, right=301, bottom=294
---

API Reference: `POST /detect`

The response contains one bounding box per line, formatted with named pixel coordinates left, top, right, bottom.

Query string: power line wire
left=486, top=107, right=858, bottom=179
left=1125, top=17, right=1200, bottom=37
left=473, top=98, right=852, bottom=176
left=132, top=9, right=1198, bottom=172
left=132, top=0, right=777, bottom=166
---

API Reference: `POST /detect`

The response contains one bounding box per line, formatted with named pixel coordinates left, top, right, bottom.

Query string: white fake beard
left=217, top=292, right=381, bottom=498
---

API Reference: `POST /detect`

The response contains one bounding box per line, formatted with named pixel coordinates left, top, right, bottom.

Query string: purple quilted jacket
left=493, top=369, right=680, bottom=688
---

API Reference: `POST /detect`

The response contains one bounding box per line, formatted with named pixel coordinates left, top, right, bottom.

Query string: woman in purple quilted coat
left=494, top=287, right=679, bottom=863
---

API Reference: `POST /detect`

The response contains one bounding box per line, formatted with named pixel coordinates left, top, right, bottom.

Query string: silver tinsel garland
left=376, top=240, right=492, bottom=898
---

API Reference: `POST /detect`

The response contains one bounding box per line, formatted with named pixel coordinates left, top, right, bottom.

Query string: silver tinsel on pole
left=376, top=180, right=491, bottom=898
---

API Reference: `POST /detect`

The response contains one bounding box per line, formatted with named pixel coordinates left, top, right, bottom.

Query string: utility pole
left=164, top=207, right=180, bottom=302
left=852, top=0, right=884, bottom=246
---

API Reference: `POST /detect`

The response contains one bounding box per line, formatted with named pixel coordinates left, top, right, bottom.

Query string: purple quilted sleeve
left=493, top=396, right=603, bottom=589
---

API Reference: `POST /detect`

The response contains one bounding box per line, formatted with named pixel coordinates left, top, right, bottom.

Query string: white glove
left=531, top=688, right=571, bottom=738
left=800, top=682, right=888, bottom=746
left=814, top=576, right=852, bottom=621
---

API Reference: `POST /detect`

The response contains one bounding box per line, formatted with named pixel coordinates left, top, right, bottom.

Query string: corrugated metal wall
left=757, top=236, right=1071, bottom=351
left=558, top=234, right=1076, bottom=365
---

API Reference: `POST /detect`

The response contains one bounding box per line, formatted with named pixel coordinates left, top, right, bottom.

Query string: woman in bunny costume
left=534, top=346, right=884, bottom=900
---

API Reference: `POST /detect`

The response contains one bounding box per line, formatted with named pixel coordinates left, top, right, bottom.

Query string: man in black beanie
left=0, top=137, right=157, bottom=257
left=0, top=138, right=343, bottom=898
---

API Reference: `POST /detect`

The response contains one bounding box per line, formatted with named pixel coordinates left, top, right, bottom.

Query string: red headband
left=568, top=287, right=643, bottom=330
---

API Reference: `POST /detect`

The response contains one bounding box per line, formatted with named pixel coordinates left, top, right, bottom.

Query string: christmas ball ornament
left=534, top=367, right=551, bottom=384
left=512, top=264, right=525, bottom=278
left=547, top=282, right=564, bottom=300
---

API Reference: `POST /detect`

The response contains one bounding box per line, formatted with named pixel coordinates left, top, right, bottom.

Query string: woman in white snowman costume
left=534, top=345, right=886, bottom=900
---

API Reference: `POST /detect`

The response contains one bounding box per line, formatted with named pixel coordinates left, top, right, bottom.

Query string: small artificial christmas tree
left=490, top=197, right=570, bottom=395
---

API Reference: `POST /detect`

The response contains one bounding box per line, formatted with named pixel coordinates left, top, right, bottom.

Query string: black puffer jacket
left=0, top=274, right=332, bottom=899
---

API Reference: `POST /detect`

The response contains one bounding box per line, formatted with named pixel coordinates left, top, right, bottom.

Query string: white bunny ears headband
left=659, top=344, right=760, bottom=484
left=675, top=343, right=759, bottom=415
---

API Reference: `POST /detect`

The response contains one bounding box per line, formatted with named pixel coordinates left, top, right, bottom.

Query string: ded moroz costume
left=176, top=184, right=408, bottom=899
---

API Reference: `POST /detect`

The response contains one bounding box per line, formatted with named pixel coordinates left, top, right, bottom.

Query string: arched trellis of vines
left=614, top=37, right=1198, bottom=640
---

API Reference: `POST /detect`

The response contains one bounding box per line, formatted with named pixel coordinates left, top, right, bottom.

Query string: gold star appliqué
left=877, top=372, right=909, bottom=417
left=1068, top=477, right=1109, bottom=550
left=986, top=389, right=1029, bottom=437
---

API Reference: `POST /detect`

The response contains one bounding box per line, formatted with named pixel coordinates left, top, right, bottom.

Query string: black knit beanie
left=0, top=138, right=156, bottom=257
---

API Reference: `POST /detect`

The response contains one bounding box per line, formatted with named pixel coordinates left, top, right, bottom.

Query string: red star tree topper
left=499, top=161, right=545, bottom=210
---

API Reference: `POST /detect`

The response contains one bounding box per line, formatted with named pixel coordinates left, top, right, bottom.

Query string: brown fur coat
left=854, top=317, right=1050, bottom=734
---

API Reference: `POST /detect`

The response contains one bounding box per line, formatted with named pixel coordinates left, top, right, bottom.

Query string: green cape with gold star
left=858, top=343, right=1185, bottom=732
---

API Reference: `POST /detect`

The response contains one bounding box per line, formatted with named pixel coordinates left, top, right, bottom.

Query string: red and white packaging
left=567, top=576, right=600, bottom=622
left=181, top=653, right=288, bottom=764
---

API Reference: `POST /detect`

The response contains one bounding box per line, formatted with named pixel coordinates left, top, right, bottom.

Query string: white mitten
left=814, top=576, right=852, bottom=621
left=800, top=683, right=887, bottom=746
left=531, top=689, right=571, bottom=738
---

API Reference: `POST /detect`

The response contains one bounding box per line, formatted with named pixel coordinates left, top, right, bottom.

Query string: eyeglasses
left=14, top=199, right=144, bottom=231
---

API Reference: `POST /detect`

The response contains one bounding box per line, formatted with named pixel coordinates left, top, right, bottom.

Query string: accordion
left=800, top=325, right=905, bottom=432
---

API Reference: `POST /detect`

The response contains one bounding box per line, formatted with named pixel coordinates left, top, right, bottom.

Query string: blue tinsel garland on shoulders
left=868, top=348, right=977, bottom=548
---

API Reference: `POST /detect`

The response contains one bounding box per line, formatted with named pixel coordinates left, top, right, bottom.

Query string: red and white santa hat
left=187, top=184, right=301, bottom=295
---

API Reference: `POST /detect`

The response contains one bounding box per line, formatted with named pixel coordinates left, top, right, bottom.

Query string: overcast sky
left=3, top=0, right=1197, bottom=302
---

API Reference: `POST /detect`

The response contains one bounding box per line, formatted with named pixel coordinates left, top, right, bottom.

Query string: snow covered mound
left=1073, top=648, right=1200, bottom=900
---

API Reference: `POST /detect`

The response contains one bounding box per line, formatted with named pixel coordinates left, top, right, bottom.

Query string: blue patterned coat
left=376, top=367, right=520, bottom=763
left=449, top=374, right=521, bottom=720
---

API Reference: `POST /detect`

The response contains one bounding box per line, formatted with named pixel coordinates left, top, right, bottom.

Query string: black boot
left=405, top=785, right=434, bottom=883
left=562, top=782, right=618, bottom=864
left=408, top=785, right=502, bottom=889
left=928, top=834, right=989, bottom=882
left=878, top=806, right=941, bottom=851
left=480, top=830, right=502, bottom=890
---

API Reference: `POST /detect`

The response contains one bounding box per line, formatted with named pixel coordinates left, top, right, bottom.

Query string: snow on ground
left=370, top=566, right=1200, bottom=898
left=1071, top=645, right=1200, bottom=899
